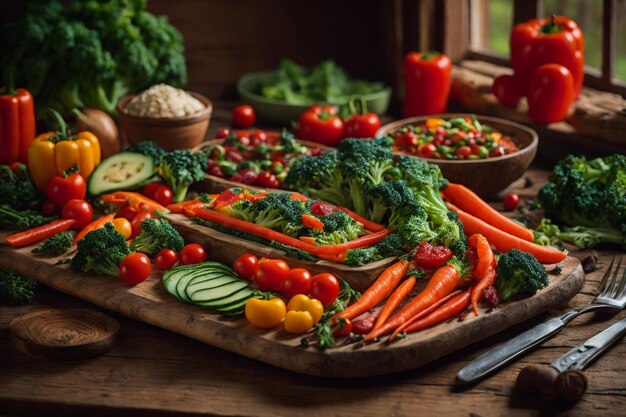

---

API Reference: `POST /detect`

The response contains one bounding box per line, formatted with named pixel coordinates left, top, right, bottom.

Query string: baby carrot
left=371, top=276, right=416, bottom=332
left=398, top=289, right=471, bottom=336
left=468, top=233, right=494, bottom=281
left=73, top=214, right=115, bottom=245
left=471, top=268, right=497, bottom=316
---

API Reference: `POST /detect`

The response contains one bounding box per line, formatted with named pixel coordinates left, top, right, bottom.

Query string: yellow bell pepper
left=245, top=297, right=286, bottom=329
left=28, top=130, right=101, bottom=191
left=284, top=294, right=324, bottom=334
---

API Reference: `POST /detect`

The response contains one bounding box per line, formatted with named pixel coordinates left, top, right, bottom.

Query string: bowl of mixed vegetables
left=377, top=114, right=538, bottom=195
left=237, top=59, right=391, bottom=124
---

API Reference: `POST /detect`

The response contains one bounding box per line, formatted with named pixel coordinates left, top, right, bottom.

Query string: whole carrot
left=397, top=289, right=471, bottom=337
left=471, top=268, right=497, bottom=316
left=371, top=276, right=416, bottom=332
left=468, top=233, right=494, bottom=281
left=443, top=183, right=534, bottom=241
left=73, top=214, right=115, bottom=245
left=389, top=289, right=463, bottom=342
left=5, top=219, right=76, bottom=248
left=448, top=203, right=566, bottom=264
left=365, top=265, right=459, bottom=342
left=333, top=259, right=411, bottom=321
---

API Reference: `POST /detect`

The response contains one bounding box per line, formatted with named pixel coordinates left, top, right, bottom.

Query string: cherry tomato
left=454, top=146, right=472, bottom=159
left=41, top=200, right=58, bottom=217
left=343, top=113, right=382, bottom=138
left=142, top=182, right=163, bottom=199
left=256, top=172, right=279, bottom=188
left=253, top=259, right=290, bottom=292
left=503, top=193, right=520, bottom=211
left=395, top=130, right=419, bottom=148
left=331, top=317, right=353, bottom=337
left=119, top=253, right=152, bottom=285
left=112, top=217, right=132, bottom=239
left=233, top=253, right=258, bottom=280
left=296, top=105, right=344, bottom=146
left=309, top=273, right=340, bottom=306
left=418, top=143, right=437, bottom=158
left=61, top=199, right=93, bottom=230
left=280, top=268, right=312, bottom=299
left=115, top=206, right=139, bottom=222
left=47, top=173, right=87, bottom=209
left=413, top=241, right=453, bottom=270
left=232, top=105, right=256, bottom=128
left=155, top=248, right=179, bottom=270
left=250, top=129, right=267, bottom=143
left=130, top=211, right=153, bottom=238
left=153, top=185, right=174, bottom=206
left=215, top=128, right=231, bottom=139
left=179, top=243, right=207, bottom=265
left=310, top=201, right=335, bottom=216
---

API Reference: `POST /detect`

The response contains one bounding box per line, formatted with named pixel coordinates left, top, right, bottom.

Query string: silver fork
left=457, top=256, right=626, bottom=385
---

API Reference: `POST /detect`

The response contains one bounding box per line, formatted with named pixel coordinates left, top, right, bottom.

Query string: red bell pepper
left=510, top=15, right=584, bottom=98
left=402, top=52, right=452, bottom=117
left=343, top=98, right=381, bottom=139
left=0, top=85, right=36, bottom=164
left=527, top=64, right=574, bottom=124
left=296, top=105, right=344, bottom=146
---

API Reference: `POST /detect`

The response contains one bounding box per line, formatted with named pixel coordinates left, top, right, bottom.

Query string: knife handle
left=456, top=317, right=566, bottom=384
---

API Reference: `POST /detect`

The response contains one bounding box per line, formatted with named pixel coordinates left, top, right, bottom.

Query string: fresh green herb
left=0, top=164, right=42, bottom=210
left=32, top=231, right=74, bottom=255
left=0, top=205, right=56, bottom=231
left=0, top=270, right=37, bottom=304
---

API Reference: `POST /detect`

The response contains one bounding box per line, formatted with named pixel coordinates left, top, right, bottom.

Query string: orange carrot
left=167, top=200, right=202, bottom=214
left=301, top=214, right=324, bottom=231
left=5, top=219, right=76, bottom=248
left=398, top=289, right=471, bottom=336
left=371, top=276, right=416, bottom=332
left=448, top=202, right=566, bottom=264
left=73, top=214, right=116, bottom=245
left=468, top=233, right=494, bottom=281
left=299, top=236, right=318, bottom=245
left=333, top=259, right=411, bottom=321
left=365, top=264, right=459, bottom=341
left=389, top=289, right=463, bottom=341
left=471, top=268, right=497, bottom=316
left=101, top=191, right=168, bottom=214
left=443, top=183, right=534, bottom=241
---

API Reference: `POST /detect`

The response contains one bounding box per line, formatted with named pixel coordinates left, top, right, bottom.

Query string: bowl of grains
left=117, top=84, right=213, bottom=151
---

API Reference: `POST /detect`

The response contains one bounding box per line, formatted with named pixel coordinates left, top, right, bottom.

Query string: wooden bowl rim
left=117, top=91, right=213, bottom=126
left=9, top=308, right=120, bottom=348
left=376, top=113, right=539, bottom=165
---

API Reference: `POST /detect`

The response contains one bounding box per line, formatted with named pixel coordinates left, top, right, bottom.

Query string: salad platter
left=0, top=236, right=583, bottom=377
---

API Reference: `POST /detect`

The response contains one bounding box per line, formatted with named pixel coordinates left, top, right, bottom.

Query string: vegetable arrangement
left=390, top=116, right=519, bottom=160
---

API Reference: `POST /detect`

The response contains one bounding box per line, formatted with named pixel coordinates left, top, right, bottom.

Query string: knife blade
left=550, top=315, right=626, bottom=373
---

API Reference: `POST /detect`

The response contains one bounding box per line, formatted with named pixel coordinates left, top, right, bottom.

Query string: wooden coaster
left=9, top=308, right=119, bottom=360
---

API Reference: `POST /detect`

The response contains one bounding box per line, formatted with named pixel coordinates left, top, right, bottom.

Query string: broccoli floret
left=228, top=199, right=255, bottom=222
left=276, top=129, right=306, bottom=156
left=496, top=249, right=549, bottom=302
left=345, top=234, right=404, bottom=265
left=284, top=151, right=348, bottom=207
left=129, top=218, right=184, bottom=257
left=71, top=223, right=131, bottom=277
left=0, top=164, right=42, bottom=210
left=32, top=231, right=74, bottom=255
left=248, top=192, right=307, bottom=233
left=158, top=150, right=208, bottom=202
left=556, top=225, right=624, bottom=249
left=126, top=141, right=167, bottom=164
left=0, top=270, right=37, bottom=304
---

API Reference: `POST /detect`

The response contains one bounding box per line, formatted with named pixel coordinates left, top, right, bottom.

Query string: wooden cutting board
left=0, top=237, right=584, bottom=378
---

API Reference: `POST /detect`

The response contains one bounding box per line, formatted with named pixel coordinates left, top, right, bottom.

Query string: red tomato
left=256, top=172, right=279, bottom=188
left=253, top=259, right=290, bottom=291
left=310, top=201, right=335, bottom=216
left=47, top=173, right=87, bottom=208
left=250, top=129, right=267, bottom=143
left=413, top=241, right=453, bottom=270
left=332, top=317, right=353, bottom=337
left=503, top=193, right=520, bottom=211
left=41, top=200, right=58, bottom=217
left=61, top=199, right=93, bottom=230
left=215, top=128, right=231, bottom=139
left=119, top=253, right=152, bottom=285
left=395, top=131, right=419, bottom=148
left=232, top=105, right=256, bottom=128
left=454, top=146, right=472, bottom=159
left=280, top=268, right=312, bottom=299
left=115, top=206, right=139, bottom=222
left=296, top=105, right=345, bottom=146
left=130, top=211, right=153, bottom=238
left=492, top=74, right=523, bottom=107
left=343, top=113, right=381, bottom=138
left=527, top=64, right=574, bottom=124
left=153, top=185, right=174, bottom=206
left=418, top=143, right=437, bottom=158
left=233, top=253, right=258, bottom=280
left=154, top=248, right=179, bottom=270
left=142, top=182, right=163, bottom=199
left=179, top=243, right=207, bottom=265
left=309, top=273, right=340, bottom=306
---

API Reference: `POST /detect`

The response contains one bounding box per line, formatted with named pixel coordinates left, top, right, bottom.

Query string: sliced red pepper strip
left=337, top=206, right=385, bottom=232
left=301, top=214, right=324, bottom=231
left=312, top=228, right=392, bottom=255
left=5, top=219, right=77, bottom=248
left=290, top=192, right=309, bottom=202
left=167, top=200, right=200, bottom=214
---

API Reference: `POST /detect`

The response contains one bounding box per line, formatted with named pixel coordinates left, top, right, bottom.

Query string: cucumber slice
left=175, top=269, right=218, bottom=302
left=88, top=151, right=155, bottom=195
left=194, top=286, right=254, bottom=309
left=190, top=281, right=250, bottom=305
left=183, top=274, right=239, bottom=301
left=214, top=291, right=254, bottom=315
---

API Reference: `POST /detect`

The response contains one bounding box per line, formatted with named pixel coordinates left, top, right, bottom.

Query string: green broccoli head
left=248, top=192, right=307, bottom=233
left=284, top=151, right=348, bottom=207
left=158, top=150, right=208, bottom=202
left=129, top=218, right=184, bottom=257
left=345, top=233, right=404, bottom=265
left=126, top=141, right=167, bottom=164
left=0, top=164, right=42, bottom=211
left=71, top=223, right=131, bottom=277
left=496, top=249, right=549, bottom=302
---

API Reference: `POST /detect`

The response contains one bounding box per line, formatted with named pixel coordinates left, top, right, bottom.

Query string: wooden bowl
left=9, top=308, right=119, bottom=360
left=117, top=92, right=213, bottom=151
left=376, top=114, right=538, bottom=196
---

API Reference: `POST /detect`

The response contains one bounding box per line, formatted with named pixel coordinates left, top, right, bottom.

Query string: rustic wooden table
left=2, top=106, right=625, bottom=417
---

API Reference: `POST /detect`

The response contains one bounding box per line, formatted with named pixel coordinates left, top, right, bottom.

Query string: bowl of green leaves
left=237, top=59, right=391, bottom=125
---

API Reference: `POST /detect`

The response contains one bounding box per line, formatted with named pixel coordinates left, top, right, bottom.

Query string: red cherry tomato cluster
left=44, top=171, right=94, bottom=230
left=233, top=253, right=340, bottom=306
left=296, top=104, right=382, bottom=146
